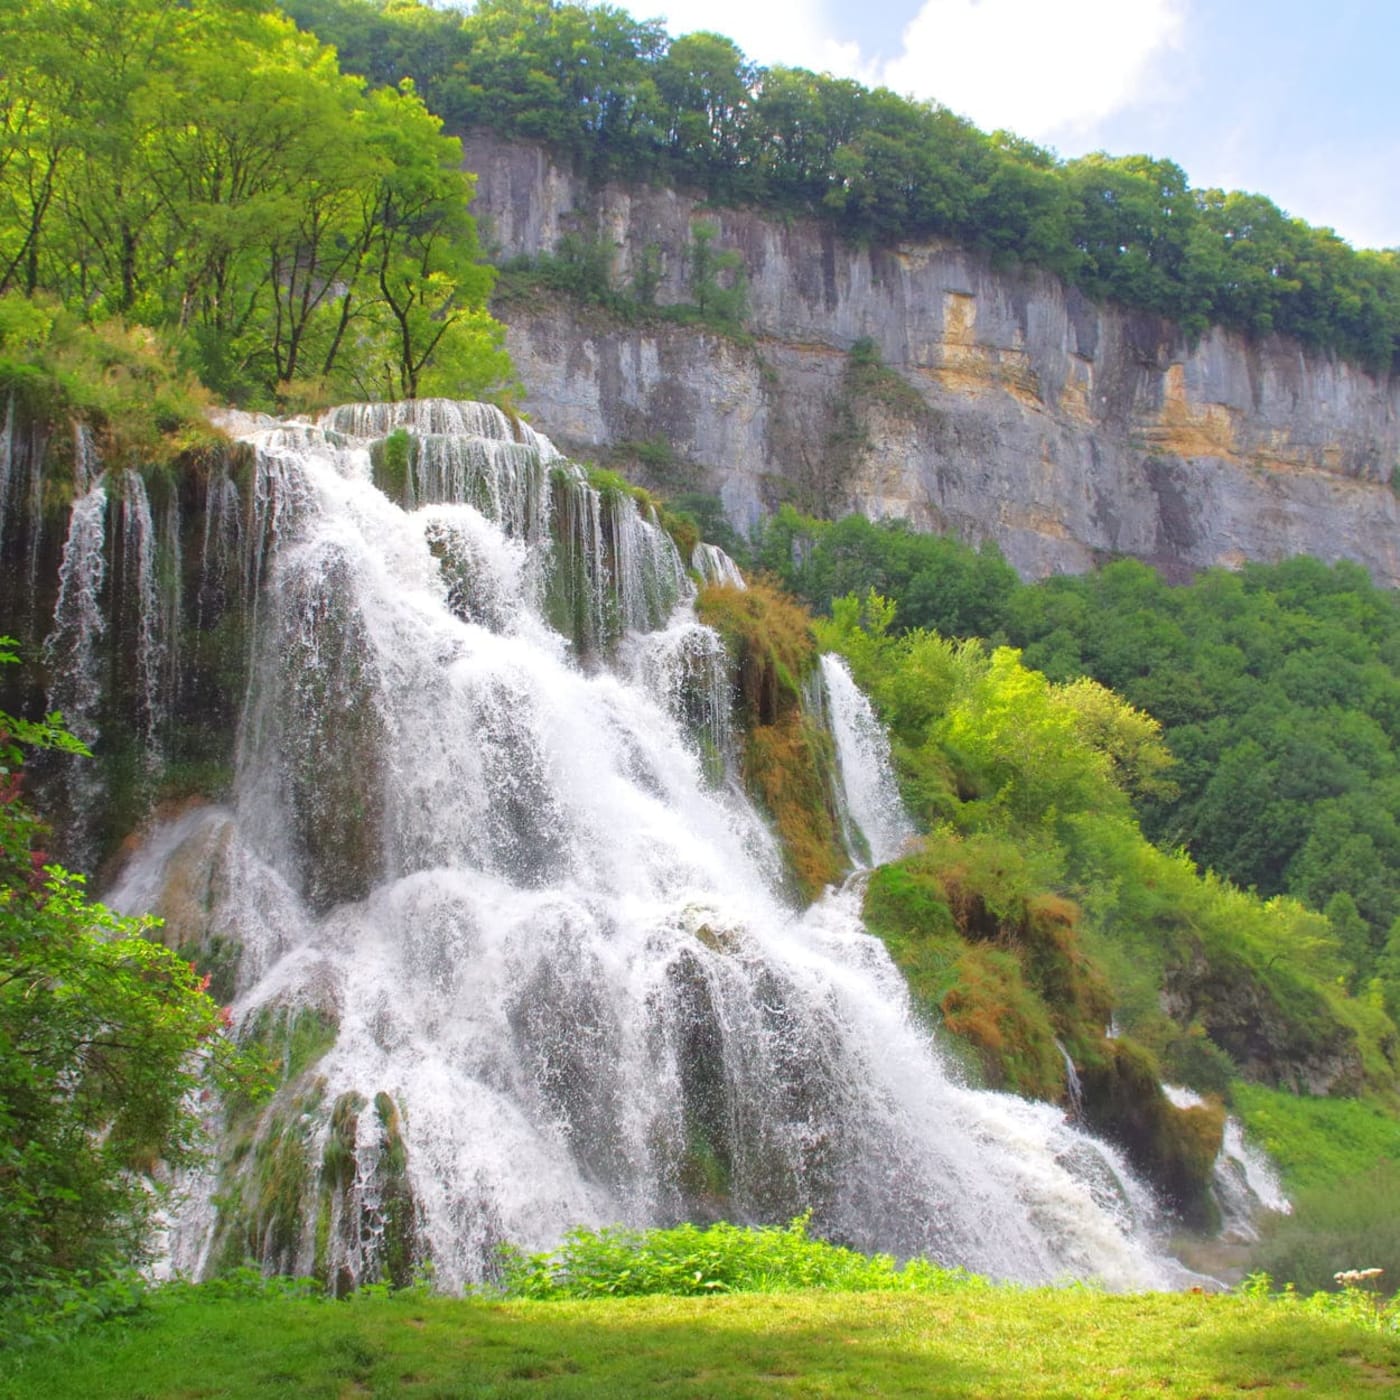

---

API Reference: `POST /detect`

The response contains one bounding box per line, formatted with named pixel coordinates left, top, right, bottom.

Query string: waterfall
left=108, top=399, right=1191, bottom=1294
left=1163, top=1086, right=1290, bottom=1241
left=624, top=610, right=735, bottom=781
left=196, top=468, right=244, bottom=633
left=117, top=471, right=166, bottom=764
left=43, top=477, right=109, bottom=862
left=74, top=420, right=98, bottom=493
left=1058, top=1040, right=1085, bottom=1122
left=820, top=653, right=914, bottom=868
left=692, top=541, right=746, bottom=589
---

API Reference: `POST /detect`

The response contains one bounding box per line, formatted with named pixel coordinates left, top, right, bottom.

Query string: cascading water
left=692, top=541, right=746, bottom=590
left=820, top=653, right=914, bottom=869
left=107, top=399, right=1193, bottom=1293
left=44, top=476, right=109, bottom=863
left=116, top=471, right=167, bottom=766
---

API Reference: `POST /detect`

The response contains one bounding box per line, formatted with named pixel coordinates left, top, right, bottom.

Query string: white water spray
left=44, top=478, right=109, bottom=857
left=692, top=541, right=746, bottom=589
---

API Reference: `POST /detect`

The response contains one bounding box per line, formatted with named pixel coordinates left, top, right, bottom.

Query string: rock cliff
left=467, top=133, right=1400, bottom=582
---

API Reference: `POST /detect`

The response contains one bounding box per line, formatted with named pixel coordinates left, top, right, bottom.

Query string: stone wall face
left=466, top=132, right=1400, bottom=582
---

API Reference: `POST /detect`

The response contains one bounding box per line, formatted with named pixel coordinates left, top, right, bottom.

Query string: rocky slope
left=467, top=133, right=1400, bottom=582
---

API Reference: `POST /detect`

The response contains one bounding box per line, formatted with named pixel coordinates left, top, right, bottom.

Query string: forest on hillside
left=287, top=0, right=1400, bottom=372
left=756, top=508, right=1400, bottom=1011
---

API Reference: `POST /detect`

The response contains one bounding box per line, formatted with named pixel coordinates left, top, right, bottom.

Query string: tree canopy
left=0, top=0, right=511, bottom=406
left=760, top=508, right=1400, bottom=1012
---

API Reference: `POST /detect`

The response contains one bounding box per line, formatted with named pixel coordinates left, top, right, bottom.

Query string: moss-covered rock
left=939, top=945, right=1065, bottom=1099
left=697, top=581, right=847, bottom=899
left=373, top=1092, right=418, bottom=1290
left=1080, top=1037, right=1225, bottom=1228
left=1163, top=943, right=1364, bottom=1096
left=862, top=836, right=1111, bottom=1099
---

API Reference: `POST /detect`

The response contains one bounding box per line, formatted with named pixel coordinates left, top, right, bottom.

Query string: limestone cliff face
left=467, top=133, right=1400, bottom=582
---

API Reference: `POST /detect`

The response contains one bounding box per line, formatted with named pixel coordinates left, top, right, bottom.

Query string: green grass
left=2, top=1283, right=1397, bottom=1399
left=1230, top=1084, right=1400, bottom=1191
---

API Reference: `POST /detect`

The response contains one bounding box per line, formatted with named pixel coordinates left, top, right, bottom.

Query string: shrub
left=0, top=641, right=259, bottom=1318
left=498, top=1215, right=981, bottom=1299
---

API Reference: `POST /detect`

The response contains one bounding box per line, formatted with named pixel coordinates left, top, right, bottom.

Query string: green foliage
left=0, top=640, right=256, bottom=1314
left=0, top=295, right=216, bottom=470
left=498, top=222, right=750, bottom=337
left=862, top=835, right=1112, bottom=1103
left=372, top=428, right=415, bottom=504
left=0, top=1, right=511, bottom=408
left=495, top=235, right=632, bottom=317
left=1007, top=556, right=1400, bottom=987
left=681, top=222, right=747, bottom=330
left=819, top=596, right=1395, bottom=1201
left=939, top=943, right=1066, bottom=1099
left=287, top=0, right=1400, bottom=373
left=696, top=580, right=815, bottom=727
left=762, top=508, right=1017, bottom=641
left=667, top=492, right=749, bottom=565
left=498, top=1215, right=980, bottom=1300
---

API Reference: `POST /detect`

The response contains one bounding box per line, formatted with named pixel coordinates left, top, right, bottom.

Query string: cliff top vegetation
left=287, top=0, right=1400, bottom=374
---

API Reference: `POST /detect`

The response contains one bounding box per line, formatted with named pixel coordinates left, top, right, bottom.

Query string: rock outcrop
left=467, top=132, right=1400, bottom=582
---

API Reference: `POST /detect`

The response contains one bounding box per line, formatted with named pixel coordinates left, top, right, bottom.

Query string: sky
left=625, top=0, right=1400, bottom=251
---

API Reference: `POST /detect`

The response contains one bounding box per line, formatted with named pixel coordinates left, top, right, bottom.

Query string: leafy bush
left=0, top=640, right=261, bottom=1323
left=0, top=294, right=216, bottom=470
left=498, top=1215, right=982, bottom=1299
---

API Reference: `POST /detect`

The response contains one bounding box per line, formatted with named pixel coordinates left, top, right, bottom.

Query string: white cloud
left=640, top=1, right=1185, bottom=146
left=642, top=1, right=869, bottom=79
left=878, top=0, right=1185, bottom=141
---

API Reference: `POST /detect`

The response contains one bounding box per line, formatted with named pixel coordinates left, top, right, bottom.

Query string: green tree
left=684, top=221, right=746, bottom=326
left=0, top=0, right=511, bottom=406
left=356, top=82, right=508, bottom=400
left=0, top=640, right=249, bottom=1297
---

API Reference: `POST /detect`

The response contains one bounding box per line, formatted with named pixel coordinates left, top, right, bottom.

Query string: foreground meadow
left=3, top=1282, right=1397, bottom=1399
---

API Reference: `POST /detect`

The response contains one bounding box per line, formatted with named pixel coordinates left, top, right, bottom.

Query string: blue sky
left=632, top=0, right=1400, bottom=250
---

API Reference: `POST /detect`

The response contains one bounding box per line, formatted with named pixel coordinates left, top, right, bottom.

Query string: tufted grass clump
left=497, top=1214, right=982, bottom=1300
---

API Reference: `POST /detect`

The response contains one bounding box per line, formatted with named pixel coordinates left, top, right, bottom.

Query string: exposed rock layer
left=467, top=133, right=1400, bottom=582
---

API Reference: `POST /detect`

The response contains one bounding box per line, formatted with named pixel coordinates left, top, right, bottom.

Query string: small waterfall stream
left=820, top=653, right=914, bottom=869
left=101, top=399, right=1195, bottom=1293
left=43, top=477, right=110, bottom=863
left=1163, top=1086, right=1290, bottom=1241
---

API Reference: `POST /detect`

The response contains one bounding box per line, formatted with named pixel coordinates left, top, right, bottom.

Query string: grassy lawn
left=3, top=1287, right=1397, bottom=1399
